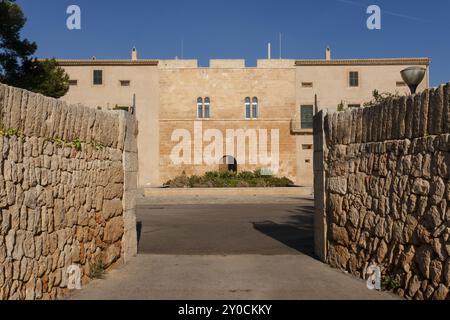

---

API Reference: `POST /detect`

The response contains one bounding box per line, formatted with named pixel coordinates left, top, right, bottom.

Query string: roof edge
left=295, top=58, right=431, bottom=66
left=52, top=59, right=159, bottom=66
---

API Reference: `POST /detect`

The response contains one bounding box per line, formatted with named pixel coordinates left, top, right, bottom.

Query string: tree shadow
left=252, top=205, right=316, bottom=258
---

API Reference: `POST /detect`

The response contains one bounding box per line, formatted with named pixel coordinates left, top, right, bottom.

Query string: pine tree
left=0, top=0, right=69, bottom=98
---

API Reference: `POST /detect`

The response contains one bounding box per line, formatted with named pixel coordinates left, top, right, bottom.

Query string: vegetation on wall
left=0, top=0, right=69, bottom=98
left=164, top=170, right=295, bottom=188
left=337, top=90, right=405, bottom=112
left=0, top=126, right=104, bottom=152
left=363, top=90, right=404, bottom=108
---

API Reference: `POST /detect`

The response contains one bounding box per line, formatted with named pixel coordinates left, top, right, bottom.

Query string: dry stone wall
left=0, top=84, right=138, bottom=300
left=313, top=83, right=450, bottom=300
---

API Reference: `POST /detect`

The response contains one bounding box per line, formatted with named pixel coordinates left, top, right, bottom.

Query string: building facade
left=57, top=48, right=430, bottom=187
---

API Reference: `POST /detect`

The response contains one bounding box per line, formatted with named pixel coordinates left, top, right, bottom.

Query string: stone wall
left=313, top=83, right=450, bottom=300
left=0, top=84, right=138, bottom=300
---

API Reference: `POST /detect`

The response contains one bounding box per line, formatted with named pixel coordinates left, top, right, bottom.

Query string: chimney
left=131, top=47, right=138, bottom=61
left=268, top=42, right=271, bottom=60
left=325, top=46, right=331, bottom=61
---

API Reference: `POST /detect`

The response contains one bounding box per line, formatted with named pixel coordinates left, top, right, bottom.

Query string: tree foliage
left=0, top=0, right=69, bottom=98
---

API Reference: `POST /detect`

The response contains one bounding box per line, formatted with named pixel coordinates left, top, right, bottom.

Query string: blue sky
left=17, top=0, right=450, bottom=86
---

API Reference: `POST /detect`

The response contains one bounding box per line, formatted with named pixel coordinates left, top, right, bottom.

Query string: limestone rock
left=433, top=284, right=449, bottom=300
left=415, top=246, right=433, bottom=279
left=103, top=183, right=123, bottom=200
left=103, top=217, right=124, bottom=244
left=331, top=224, right=349, bottom=246
left=102, top=200, right=123, bottom=220
left=429, top=260, right=443, bottom=285
left=412, top=178, right=430, bottom=196
left=444, top=259, right=450, bottom=286
left=328, top=176, right=347, bottom=195
left=328, top=245, right=350, bottom=269
left=348, top=207, right=359, bottom=228
left=430, top=177, right=445, bottom=204
left=102, top=243, right=121, bottom=268
left=376, top=240, right=388, bottom=263
left=407, top=275, right=421, bottom=297
left=399, top=246, right=415, bottom=272
left=5, top=230, right=15, bottom=258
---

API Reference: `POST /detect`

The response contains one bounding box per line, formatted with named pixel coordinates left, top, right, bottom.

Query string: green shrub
left=382, top=274, right=400, bottom=291
left=163, top=170, right=294, bottom=188
left=89, top=256, right=105, bottom=279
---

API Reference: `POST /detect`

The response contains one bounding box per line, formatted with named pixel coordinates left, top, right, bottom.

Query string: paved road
left=137, top=203, right=315, bottom=256
left=70, top=199, right=398, bottom=300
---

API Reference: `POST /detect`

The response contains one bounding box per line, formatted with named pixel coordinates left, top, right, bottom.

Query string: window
left=349, top=71, right=359, bottom=87
left=348, top=104, right=361, bottom=109
left=302, top=144, right=313, bottom=150
left=301, top=105, right=314, bottom=129
left=245, top=97, right=259, bottom=119
left=120, top=80, right=131, bottom=86
left=396, top=81, right=406, bottom=87
left=245, top=97, right=251, bottom=119
left=197, top=97, right=203, bottom=119
left=69, top=80, right=78, bottom=86
left=204, top=97, right=210, bottom=118
left=302, top=82, right=313, bottom=88
left=93, top=70, right=103, bottom=85
left=252, top=97, right=258, bottom=119
left=196, top=97, right=211, bottom=119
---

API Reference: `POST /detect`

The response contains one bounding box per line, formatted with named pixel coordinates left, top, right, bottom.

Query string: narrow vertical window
left=349, top=71, right=359, bottom=87
left=204, top=97, right=210, bottom=118
left=245, top=97, right=251, bottom=119
left=93, top=70, right=103, bottom=85
left=197, top=97, right=203, bottom=119
left=252, top=97, right=258, bottom=119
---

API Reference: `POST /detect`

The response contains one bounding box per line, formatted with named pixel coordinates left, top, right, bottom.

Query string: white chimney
left=325, top=46, right=331, bottom=61
left=131, top=47, right=138, bottom=61
left=268, top=42, right=271, bottom=60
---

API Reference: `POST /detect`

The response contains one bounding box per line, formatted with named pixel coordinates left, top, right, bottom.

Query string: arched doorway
left=219, top=155, right=237, bottom=173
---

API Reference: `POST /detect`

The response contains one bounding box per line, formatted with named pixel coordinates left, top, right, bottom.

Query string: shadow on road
left=252, top=205, right=315, bottom=258
left=136, top=221, right=143, bottom=247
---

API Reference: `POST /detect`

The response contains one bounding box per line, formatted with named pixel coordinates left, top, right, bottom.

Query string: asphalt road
left=69, top=199, right=398, bottom=300
left=136, top=202, right=315, bottom=256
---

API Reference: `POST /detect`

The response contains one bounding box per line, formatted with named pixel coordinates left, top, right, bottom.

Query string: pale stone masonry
left=56, top=48, right=430, bottom=187
left=0, top=84, right=138, bottom=300
left=314, top=83, right=450, bottom=300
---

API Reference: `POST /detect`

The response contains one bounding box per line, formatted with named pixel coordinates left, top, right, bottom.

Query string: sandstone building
left=57, top=48, right=430, bottom=187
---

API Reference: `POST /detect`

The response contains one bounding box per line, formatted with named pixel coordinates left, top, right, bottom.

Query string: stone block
left=123, top=152, right=138, bottom=172
left=444, top=83, right=450, bottom=133
left=412, top=94, right=422, bottom=138
left=102, top=200, right=123, bottom=220
left=103, top=217, right=124, bottom=244
left=430, top=85, right=445, bottom=135
left=419, top=90, right=430, bottom=137
left=328, top=176, right=347, bottom=195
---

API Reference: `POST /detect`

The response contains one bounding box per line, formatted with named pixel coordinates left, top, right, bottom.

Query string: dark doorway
left=219, top=155, right=237, bottom=173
